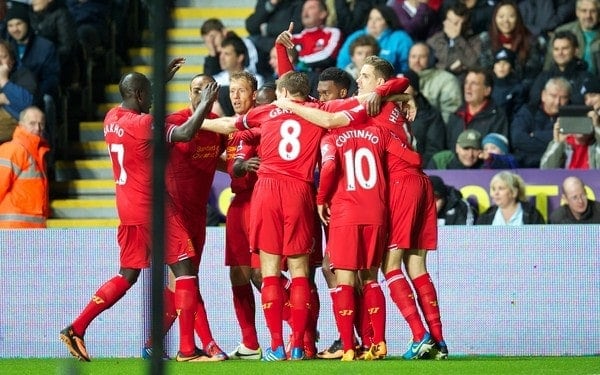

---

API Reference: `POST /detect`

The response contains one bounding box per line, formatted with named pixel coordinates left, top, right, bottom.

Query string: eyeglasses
left=567, top=194, right=588, bottom=202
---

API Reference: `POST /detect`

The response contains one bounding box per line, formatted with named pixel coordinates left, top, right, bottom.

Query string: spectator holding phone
left=540, top=77, right=600, bottom=169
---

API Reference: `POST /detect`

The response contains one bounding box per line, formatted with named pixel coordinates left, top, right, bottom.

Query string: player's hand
left=201, top=82, right=219, bottom=105
left=317, top=203, right=330, bottom=226
left=364, top=92, right=382, bottom=117
left=401, top=98, right=417, bottom=122
left=166, top=57, right=186, bottom=82
left=276, top=22, right=295, bottom=49
left=243, top=156, right=261, bottom=172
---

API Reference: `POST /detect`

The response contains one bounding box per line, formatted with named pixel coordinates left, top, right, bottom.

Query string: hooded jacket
left=0, top=126, right=50, bottom=228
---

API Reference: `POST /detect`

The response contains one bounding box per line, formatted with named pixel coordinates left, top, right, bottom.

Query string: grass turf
left=1, top=356, right=599, bottom=375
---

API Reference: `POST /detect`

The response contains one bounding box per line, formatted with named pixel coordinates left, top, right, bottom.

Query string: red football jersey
left=236, top=103, right=325, bottom=183
left=165, top=109, right=225, bottom=222
left=226, top=128, right=260, bottom=194
left=104, top=106, right=176, bottom=225
left=317, top=100, right=421, bottom=226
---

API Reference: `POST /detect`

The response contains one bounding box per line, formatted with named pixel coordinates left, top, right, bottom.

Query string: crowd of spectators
left=0, top=0, right=140, bottom=164
left=232, top=0, right=600, bottom=172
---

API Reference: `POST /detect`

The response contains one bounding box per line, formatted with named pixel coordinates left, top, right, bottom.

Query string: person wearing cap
left=540, top=76, right=600, bottom=169
left=402, top=68, right=446, bottom=167
left=428, top=174, right=477, bottom=226
left=480, top=132, right=519, bottom=169
left=427, top=128, right=484, bottom=169
left=490, top=47, right=526, bottom=123
left=445, top=67, right=509, bottom=150
left=5, top=1, right=60, bottom=154
left=512, top=76, right=571, bottom=167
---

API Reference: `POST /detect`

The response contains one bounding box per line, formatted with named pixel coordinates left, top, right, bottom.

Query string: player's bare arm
left=274, top=98, right=351, bottom=128
left=171, top=82, right=218, bottom=141
left=317, top=203, right=330, bottom=225
left=201, top=117, right=237, bottom=135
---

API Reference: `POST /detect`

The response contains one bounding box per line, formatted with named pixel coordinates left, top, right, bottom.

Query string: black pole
left=149, top=0, right=168, bottom=373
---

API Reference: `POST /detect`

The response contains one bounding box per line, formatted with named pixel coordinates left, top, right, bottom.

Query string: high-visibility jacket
left=0, top=126, right=50, bottom=228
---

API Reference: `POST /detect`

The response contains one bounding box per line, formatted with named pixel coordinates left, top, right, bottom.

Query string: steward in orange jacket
left=0, top=107, right=50, bottom=228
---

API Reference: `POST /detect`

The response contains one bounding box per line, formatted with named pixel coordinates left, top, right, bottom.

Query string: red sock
left=195, top=293, right=215, bottom=348
left=413, top=273, right=444, bottom=343
left=261, top=276, right=284, bottom=349
left=290, top=277, right=310, bottom=348
left=232, top=283, right=259, bottom=350
left=304, top=285, right=320, bottom=349
left=72, top=275, right=131, bottom=336
left=144, top=287, right=177, bottom=348
left=332, top=284, right=355, bottom=352
left=362, top=281, right=386, bottom=344
left=385, top=269, right=427, bottom=341
left=175, top=277, right=198, bottom=355
left=355, top=289, right=371, bottom=347
left=280, top=275, right=292, bottom=328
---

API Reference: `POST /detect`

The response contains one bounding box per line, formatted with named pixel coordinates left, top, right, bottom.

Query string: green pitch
left=1, top=356, right=599, bottom=375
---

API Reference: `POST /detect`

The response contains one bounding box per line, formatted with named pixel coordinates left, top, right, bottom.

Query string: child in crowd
left=490, top=48, right=526, bottom=123
left=480, top=132, right=519, bottom=169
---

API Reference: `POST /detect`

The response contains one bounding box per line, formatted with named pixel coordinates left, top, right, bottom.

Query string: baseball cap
left=494, top=48, right=516, bottom=67
left=582, top=77, right=600, bottom=95
left=428, top=175, right=448, bottom=198
left=456, top=129, right=482, bottom=149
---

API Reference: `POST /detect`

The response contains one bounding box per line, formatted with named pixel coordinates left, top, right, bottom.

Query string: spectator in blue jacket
left=336, top=4, right=413, bottom=73
left=5, top=2, right=59, bottom=148
left=0, top=39, right=36, bottom=142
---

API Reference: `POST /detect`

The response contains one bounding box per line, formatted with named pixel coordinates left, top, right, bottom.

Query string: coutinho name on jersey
left=335, top=129, right=379, bottom=147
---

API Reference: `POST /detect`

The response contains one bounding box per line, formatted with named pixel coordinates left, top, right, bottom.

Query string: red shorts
left=387, top=173, right=437, bottom=250
left=249, top=177, right=315, bottom=257
left=327, top=224, right=386, bottom=271
left=118, top=214, right=196, bottom=269
left=118, top=224, right=151, bottom=269
left=225, top=191, right=257, bottom=267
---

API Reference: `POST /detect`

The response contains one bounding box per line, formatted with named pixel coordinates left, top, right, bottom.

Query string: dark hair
left=221, top=34, right=248, bottom=67
left=200, top=18, right=225, bottom=35
left=319, top=67, right=352, bottom=91
left=370, top=5, right=401, bottom=31
left=349, top=35, right=380, bottom=57
left=466, top=67, right=494, bottom=89
left=552, top=30, right=579, bottom=49
left=488, top=0, right=531, bottom=64
left=402, top=69, right=420, bottom=92
left=445, top=2, right=472, bottom=38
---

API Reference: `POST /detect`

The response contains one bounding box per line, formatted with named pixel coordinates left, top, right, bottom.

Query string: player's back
left=370, top=102, right=423, bottom=178
left=241, top=103, right=325, bottom=183
left=104, top=106, right=154, bottom=225
left=321, top=123, right=389, bottom=226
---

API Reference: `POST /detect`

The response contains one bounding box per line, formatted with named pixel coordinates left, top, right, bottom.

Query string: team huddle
left=59, top=26, right=446, bottom=363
